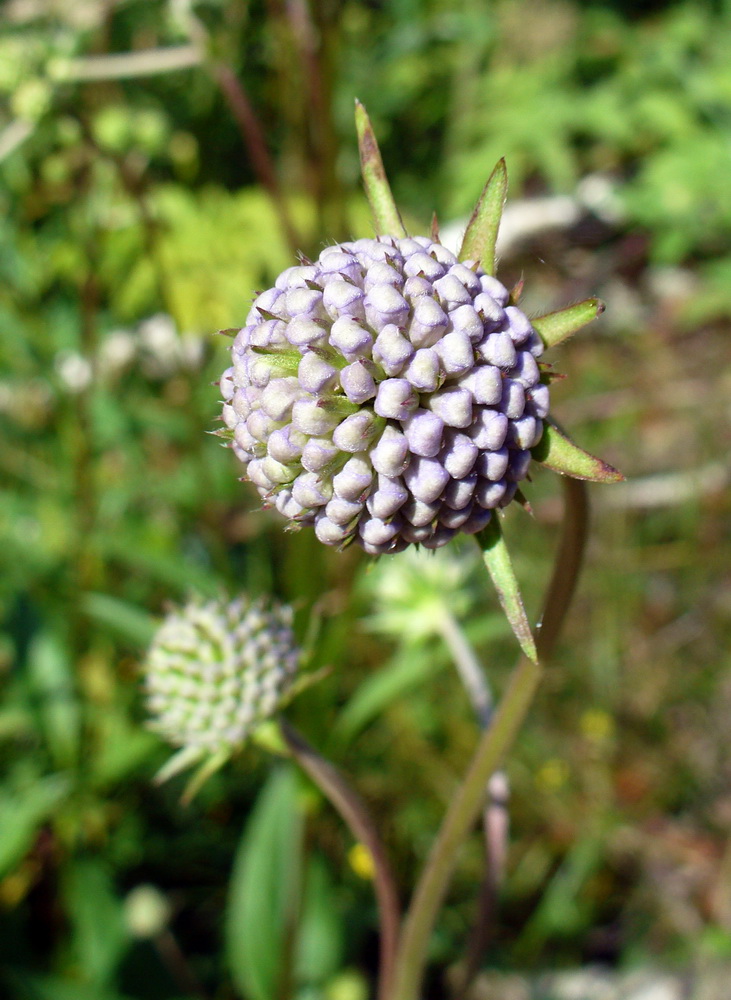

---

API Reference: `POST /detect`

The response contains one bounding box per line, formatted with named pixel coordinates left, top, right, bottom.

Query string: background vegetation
left=1, top=1, right=730, bottom=997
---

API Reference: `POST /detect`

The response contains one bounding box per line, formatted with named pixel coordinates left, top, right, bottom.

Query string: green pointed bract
left=532, top=422, right=624, bottom=482
left=532, top=298, right=606, bottom=349
left=355, top=99, right=406, bottom=238
left=475, top=518, right=538, bottom=663
left=458, top=158, right=508, bottom=275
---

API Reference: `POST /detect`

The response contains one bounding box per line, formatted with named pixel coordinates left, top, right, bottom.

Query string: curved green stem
left=280, top=720, right=401, bottom=1000
left=390, top=478, right=589, bottom=1000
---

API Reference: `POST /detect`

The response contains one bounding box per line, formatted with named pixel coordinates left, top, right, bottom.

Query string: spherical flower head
left=144, top=595, right=299, bottom=762
left=220, top=237, right=546, bottom=555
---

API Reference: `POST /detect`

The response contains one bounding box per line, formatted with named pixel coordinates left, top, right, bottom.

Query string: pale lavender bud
left=508, top=415, right=541, bottom=449
left=403, top=456, right=450, bottom=503
left=292, top=471, right=332, bottom=508
left=285, top=317, right=329, bottom=349
left=315, top=515, right=351, bottom=545
left=340, top=360, right=377, bottom=403
left=433, top=274, right=472, bottom=309
left=323, top=280, right=366, bottom=323
left=440, top=431, right=478, bottom=478
left=248, top=287, right=285, bottom=321
left=468, top=409, right=508, bottom=450
left=473, top=292, right=505, bottom=326
left=286, top=287, right=326, bottom=321
left=429, top=244, right=458, bottom=267
left=505, top=306, right=533, bottom=346
left=370, top=424, right=409, bottom=476
left=269, top=426, right=307, bottom=464
left=448, top=303, right=484, bottom=342
left=501, top=379, right=526, bottom=419
left=507, top=449, right=532, bottom=482
left=332, top=411, right=382, bottom=452
left=297, top=353, right=339, bottom=394
left=373, top=325, right=414, bottom=375
left=246, top=409, right=274, bottom=442
left=374, top=378, right=419, bottom=420
left=366, top=475, right=409, bottom=519
left=275, top=489, right=306, bottom=519
left=478, top=274, right=510, bottom=304
left=434, top=329, right=473, bottom=376
left=407, top=296, right=449, bottom=348
left=363, top=260, right=404, bottom=291
left=403, top=275, right=436, bottom=299
left=291, top=398, right=342, bottom=436
left=402, top=497, right=441, bottom=527
left=510, top=351, right=541, bottom=388
left=332, top=456, right=373, bottom=502
left=276, top=264, right=318, bottom=290
left=249, top=319, right=287, bottom=348
left=329, top=316, right=373, bottom=359
left=402, top=408, right=445, bottom=458
left=325, top=496, right=363, bottom=526
left=403, top=251, right=446, bottom=281
left=448, top=262, right=482, bottom=295
left=247, top=458, right=276, bottom=491
left=460, top=365, right=502, bottom=405
left=527, top=383, right=550, bottom=418
left=301, top=436, right=340, bottom=473
left=475, top=478, right=506, bottom=509
left=318, top=250, right=363, bottom=285
left=404, top=348, right=440, bottom=392
left=364, top=284, right=410, bottom=332
left=260, top=377, right=303, bottom=420
left=426, top=386, right=473, bottom=428
left=443, top=474, right=477, bottom=510
left=261, top=455, right=297, bottom=485
left=359, top=515, right=401, bottom=547
left=475, top=446, right=509, bottom=481
left=476, top=331, right=517, bottom=369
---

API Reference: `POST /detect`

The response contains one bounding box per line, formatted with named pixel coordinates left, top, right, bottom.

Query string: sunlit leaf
left=532, top=299, right=605, bottom=349
left=475, top=518, right=537, bottom=663
left=225, top=766, right=304, bottom=1000
left=532, top=423, right=624, bottom=482
left=355, top=100, right=406, bottom=237
left=458, top=159, right=507, bottom=274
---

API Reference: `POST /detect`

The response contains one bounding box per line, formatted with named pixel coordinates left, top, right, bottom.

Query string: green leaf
left=225, top=766, right=304, bottom=1000
left=2, top=971, right=134, bottom=1000
left=295, top=854, right=344, bottom=986
left=354, top=100, right=406, bottom=237
left=62, top=858, right=129, bottom=986
left=532, top=423, right=624, bottom=482
left=458, top=158, right=507, bottom=274
left=475, top=517, right=537, bottom=663
left=532, top=298, right=605, bottom=349
left=27, top=632, right=80, bottom=769
left=334, top=643, right=443, bottom=743
left=0, top=772, right=71, bottom=878
left=80, top=593, right=157, bottom=648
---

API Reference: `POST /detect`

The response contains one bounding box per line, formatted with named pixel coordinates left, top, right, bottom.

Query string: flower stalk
left=390, top=476, right=590, bottom=1000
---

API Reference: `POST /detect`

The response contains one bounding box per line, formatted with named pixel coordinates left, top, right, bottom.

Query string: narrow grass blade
left=532, top=299, right=606, bottom=349
left=458, top=159, right=507, bottom=274
left=355, top=100, right=406, bottom=237
left=475, top=517, right=537, bottom=663
left=532, top=423, right=624, bottom=482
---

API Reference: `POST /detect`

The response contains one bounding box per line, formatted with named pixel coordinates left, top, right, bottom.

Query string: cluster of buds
left=144, top=595, right=299, bottom=774
left=217, top=102, right=621, bottom=659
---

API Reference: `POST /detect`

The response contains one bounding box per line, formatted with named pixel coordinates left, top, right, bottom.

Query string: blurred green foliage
left=1, top=0, right=731, bottom=997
